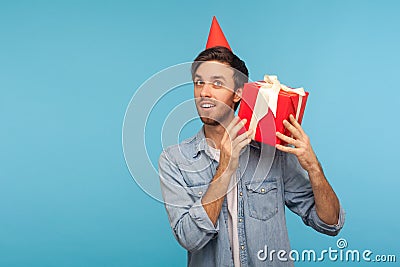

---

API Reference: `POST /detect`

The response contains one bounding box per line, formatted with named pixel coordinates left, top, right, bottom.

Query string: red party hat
left=206, top=16, right=231, bottom=51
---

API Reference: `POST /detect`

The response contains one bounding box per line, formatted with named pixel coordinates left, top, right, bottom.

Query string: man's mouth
left=200, top=102, right=216, bottom=109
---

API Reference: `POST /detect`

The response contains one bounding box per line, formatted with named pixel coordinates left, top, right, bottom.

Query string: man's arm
left=201, top=117, right=252, bottom=225
left=158, top=117, right=251, bottom=252
left=276, top=114, right=340, bottom=225
left=159, top=151, right=219, bottom=252
left=305, top=161, right=340, bottom=225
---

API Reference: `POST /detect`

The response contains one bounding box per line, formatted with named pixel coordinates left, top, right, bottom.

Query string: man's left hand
left=275, top=114, right=319, bottom=173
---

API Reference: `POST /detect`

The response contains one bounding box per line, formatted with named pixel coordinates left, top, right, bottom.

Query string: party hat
left=206, top=16, right=231, bottom=50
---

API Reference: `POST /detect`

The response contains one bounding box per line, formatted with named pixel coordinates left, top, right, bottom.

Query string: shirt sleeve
left=158, top=150, right=219, bottom=252
left=282, top=152, right=345, bottom=236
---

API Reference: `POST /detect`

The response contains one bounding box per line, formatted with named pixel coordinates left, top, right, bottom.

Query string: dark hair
left=191, top=46, right=249, bottom=111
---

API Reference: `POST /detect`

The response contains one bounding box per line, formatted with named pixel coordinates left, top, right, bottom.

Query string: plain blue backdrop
left=1, top=0, right=399, bottom=266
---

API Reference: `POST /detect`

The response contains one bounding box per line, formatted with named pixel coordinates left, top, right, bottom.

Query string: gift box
left=238, top=75, right=309, bottom=146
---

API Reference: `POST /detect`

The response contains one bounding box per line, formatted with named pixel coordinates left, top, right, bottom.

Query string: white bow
left=249, top=75, right=305, bottom=139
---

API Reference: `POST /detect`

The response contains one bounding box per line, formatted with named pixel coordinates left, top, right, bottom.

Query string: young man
left=159, top=18, right=344, bottom=267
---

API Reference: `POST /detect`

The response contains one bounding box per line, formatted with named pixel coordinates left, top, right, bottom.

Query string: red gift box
left=238, top=75, right=309, bottom=146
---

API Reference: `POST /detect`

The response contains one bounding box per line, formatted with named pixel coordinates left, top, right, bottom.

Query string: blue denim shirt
left=158, top=128, right=345, bottom=267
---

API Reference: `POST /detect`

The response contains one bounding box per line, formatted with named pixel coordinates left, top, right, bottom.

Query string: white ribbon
left=249, top=75, right=306, bottom=139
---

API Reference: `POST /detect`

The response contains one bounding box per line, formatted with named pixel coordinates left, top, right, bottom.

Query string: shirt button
left=239, top=218, right=243, bottom=223
left=198, top=191, right=203, bottom=195
left=241, top=245, right=245, bottom=250
left=239, top=192, right=243, bottom=196
left=260, top=188, right=265, bottom=193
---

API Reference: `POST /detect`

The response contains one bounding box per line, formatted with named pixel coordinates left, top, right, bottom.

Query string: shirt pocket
left=245, top=180, right=278, bottom=221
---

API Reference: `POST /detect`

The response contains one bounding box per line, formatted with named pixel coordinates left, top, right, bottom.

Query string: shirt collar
left=192, top=126, right=261, bottom=158
left=192, top=127, right=208, bottom=158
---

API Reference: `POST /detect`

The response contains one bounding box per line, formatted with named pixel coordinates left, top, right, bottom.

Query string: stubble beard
left=198, top=107, right=234, bottom=127
left=200, top=117, right=220, bottom=126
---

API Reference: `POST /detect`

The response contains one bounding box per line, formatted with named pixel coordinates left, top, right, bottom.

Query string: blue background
left=1, top=0, right=399, bottom=266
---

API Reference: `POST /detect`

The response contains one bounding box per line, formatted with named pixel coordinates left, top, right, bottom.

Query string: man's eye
left=195, top=80, right=205, bottom=86
left=213, top=81, right=223, bottom=87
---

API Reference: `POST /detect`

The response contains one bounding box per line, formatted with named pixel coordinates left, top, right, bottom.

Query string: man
left=158, top=17, right=344, bottom=267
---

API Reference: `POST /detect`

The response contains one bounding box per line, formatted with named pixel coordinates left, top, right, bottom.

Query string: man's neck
left=203, top=116, right=234, bottom=150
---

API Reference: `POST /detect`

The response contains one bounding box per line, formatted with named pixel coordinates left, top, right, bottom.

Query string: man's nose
left=200, top=82, right=212, bottom=97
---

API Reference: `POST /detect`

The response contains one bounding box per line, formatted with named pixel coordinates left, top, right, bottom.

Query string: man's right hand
left=218, top=117, right=253, bottom=176
left=201, top=116, right=253, bottom=225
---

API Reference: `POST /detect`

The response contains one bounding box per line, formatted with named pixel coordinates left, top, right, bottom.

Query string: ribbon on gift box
left=248, top=75, right=306, bottom=139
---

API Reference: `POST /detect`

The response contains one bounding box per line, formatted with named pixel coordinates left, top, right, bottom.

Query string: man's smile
left=199, top=101, right=216, bottom=109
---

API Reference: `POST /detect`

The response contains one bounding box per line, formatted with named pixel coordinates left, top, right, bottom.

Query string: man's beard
left=198, top=108, right=234, bottom=127
left=199, top=116, right=220, bottom=126
left=195, top=97, right=235, bottom=127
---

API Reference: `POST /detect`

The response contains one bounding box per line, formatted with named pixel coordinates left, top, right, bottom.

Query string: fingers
left=237, top=134, right=252, bottom=149
left=222, top=117, right=251, bottom=153
left=226, top=117, right=247, bottom=140
left=226, top=116, right=240, bottom=133
left=219, top=117, right=252, bottom=173
left=276, top=131, right=300, bottom=147
left=231, top=118, right=247, bottom=137
left=282, top=118, right=302, bottom=140
left=289, top=114, right=306, bottom=136
left=275, top=144, right=297, bottom=154
left=235, top=128, right=253, bottom=144
left=233, top=130, right=252, bottom=153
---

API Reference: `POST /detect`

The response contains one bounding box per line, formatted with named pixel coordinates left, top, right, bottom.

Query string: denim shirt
left=158, top=128, right=345, bottom=267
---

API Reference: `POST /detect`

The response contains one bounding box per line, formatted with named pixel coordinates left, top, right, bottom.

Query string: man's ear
left=233, top=87, right=242, bottom=103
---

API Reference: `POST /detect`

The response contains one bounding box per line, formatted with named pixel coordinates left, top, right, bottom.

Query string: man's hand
left=275, top=114, right=340, bottom=225
left=219, top=117, right=253, bottom=175
left=275, top=114, right=319, bottom=173
left=201, top=116, right=252, bottom=226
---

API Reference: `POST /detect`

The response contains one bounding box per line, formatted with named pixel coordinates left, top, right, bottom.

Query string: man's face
left=193, top=61, right=241, bottom=126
